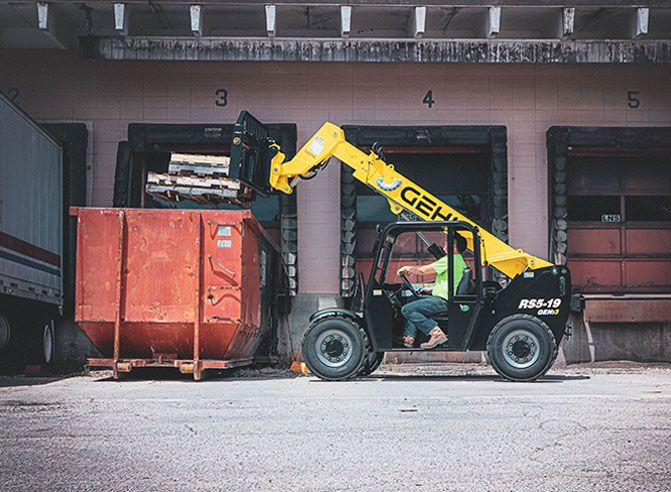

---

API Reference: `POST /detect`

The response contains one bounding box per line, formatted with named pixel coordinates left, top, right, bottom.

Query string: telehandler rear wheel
left=486, top=314, right=557, bottom=382
left=302, top=316, right=367, bottom=381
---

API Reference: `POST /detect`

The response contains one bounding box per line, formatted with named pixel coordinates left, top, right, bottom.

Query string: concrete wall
left=2, top=50, right=670, bottom=362
left=564, top=312, right=671, bottom=363
left=2, top=51, right=669, bottom=295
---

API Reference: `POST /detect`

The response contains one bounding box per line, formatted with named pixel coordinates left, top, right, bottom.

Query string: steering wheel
left=399, top=272, right=420, bottom=297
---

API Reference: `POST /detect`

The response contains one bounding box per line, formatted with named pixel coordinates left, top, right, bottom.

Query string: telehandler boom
left=230, top=111, right=572, bottom=382
left=265, top=120, right=552, bottom=279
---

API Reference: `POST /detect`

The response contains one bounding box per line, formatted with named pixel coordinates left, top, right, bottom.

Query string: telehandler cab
left=230, top=111, right=572, bottom=382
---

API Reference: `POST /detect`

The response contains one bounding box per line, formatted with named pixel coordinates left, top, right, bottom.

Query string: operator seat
left=456, top=268, right=475, bottom=296
left=433, top=268, right=475, bottom=321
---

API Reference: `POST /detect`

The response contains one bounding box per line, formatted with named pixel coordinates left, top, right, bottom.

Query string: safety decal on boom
left=307, top=136, right=325, bottom=157
left=518, top=298, right=562, bottom=316
left=376, top=177, right=402, bottom=191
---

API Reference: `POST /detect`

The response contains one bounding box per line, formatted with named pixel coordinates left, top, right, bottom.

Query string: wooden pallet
left=146, top=183, right=253, bottom=206
left=146, top=170, right=253, bottom=206
left=169, top=152, right=231, bottom=177
left=147, top=171, right=240, bottom=191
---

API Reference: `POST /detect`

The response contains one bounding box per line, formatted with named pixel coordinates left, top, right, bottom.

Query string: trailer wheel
left=41, top=320, right=55, bottom=365
left=487, top=314, right=557, bottom=382
left=302, top=316, right=367, bottom=381
left=359, top=350, right=384, bottom=377
left=0, top=315, right=11, bottom=352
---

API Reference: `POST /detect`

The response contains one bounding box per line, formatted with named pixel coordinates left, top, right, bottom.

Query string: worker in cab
left=396, top=233, right=468, bottom=349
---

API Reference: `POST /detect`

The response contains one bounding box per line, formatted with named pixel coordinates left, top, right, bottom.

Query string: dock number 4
left=423, top=90, right=435, bottom=109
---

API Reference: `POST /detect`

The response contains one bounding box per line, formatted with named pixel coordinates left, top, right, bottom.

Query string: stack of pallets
left=145, top=153, right=254, bottom=206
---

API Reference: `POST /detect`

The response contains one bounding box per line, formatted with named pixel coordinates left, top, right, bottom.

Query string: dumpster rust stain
left=145, top=302, right=168, bottom=320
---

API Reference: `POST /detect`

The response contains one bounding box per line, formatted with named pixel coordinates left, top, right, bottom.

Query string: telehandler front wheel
left=302, top=316, right=367, bottom=381
left=486, top=314, right=557, bottom=382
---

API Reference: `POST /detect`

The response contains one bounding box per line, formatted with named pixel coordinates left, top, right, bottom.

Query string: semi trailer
left=0, top=92, right=63, bottom=368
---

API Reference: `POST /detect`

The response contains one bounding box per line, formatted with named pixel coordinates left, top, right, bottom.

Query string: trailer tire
left=41, top=320, right=55, bottom=366
left=487, top=314, right=557, bottom=382
left=0, top=315, right=11, bottom=352
left=302, top=316, right=367, bottom=381
left=358, top=350, right=384, bottom=376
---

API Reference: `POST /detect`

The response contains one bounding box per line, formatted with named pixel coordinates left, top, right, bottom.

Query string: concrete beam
left=562, top=7, right=575, bottom=39
left=80, top=37, right=671, bottom=64
left=36, top=2, right=68, bottom=49
left=487, top=6, right=500, bottom=38
left=265, top=5, right=276, bottom=37
left=114, top=3, right=129, bottom=35
left=190, top=4, right=202, bottom=37
left=634, top=7, right=649, bottom=38
left=340, top=6, right=351, bottom=38
left=413, top=6, right=426, bottom=39
left=44, top=0, right=660, bottom=6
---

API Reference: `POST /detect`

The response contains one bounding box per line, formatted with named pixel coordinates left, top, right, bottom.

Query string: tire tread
left=486, top=313, right=557, bottom=382
left=301, top=315, right=367, bottom=381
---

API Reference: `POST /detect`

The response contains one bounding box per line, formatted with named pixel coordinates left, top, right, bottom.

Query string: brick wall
left=2, top=50, right=670, bottom=294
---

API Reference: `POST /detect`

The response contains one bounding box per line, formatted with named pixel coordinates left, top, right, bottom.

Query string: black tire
left=302, top=316, right=367, bottom=381
left=486, top=314, right=557, bottom=382
left=0, top=314, right=11, bottom=353
left=358, top=350, right=384, bottom=376
left=40, top=320, right=55, bottom=366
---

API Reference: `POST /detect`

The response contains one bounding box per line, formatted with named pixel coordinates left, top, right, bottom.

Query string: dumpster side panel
left=201, top=213, right=243, bottom=324
left=78, top=322, right=114, bottom=356
left=242, top=219, right=261, bottom=329
left=119, top=323, right=194, bottom=358
left=123, top=211, right=198, bottom=323
left=76, top=209, right=121, bottom=321
left=222, top=217, right=262, bottom=359
left=80, top=322, right=195, bottom=359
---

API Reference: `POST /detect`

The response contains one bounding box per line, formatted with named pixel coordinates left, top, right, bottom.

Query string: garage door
left=567, top=154, right=671, bottom=293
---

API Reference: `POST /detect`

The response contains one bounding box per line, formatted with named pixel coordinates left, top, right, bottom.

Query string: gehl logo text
left=400, top=185, right=459, bottom=221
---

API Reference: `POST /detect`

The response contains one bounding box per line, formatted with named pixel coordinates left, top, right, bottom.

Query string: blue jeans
left=401, top=296, right=449, bottom=338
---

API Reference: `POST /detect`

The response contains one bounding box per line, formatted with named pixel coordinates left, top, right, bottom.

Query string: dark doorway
left=340, top=125, right=508, bottom=297
left=116, top=122, right=298, bottom=295
left=548, top=127, right=671, bottom=294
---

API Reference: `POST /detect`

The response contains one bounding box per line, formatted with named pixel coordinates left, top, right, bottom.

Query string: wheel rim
left=0, top=315, right=10, bottom=351
left=502, top=329, right=540, bottom=369
left=315, top=329, right=353, bottom=368
left=42, top=321, right=54, bottom=364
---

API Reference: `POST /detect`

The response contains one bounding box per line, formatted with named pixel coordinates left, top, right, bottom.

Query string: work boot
left=403, top=336, right=415, bottom=348
left=420, top=327, right=447, bottom=349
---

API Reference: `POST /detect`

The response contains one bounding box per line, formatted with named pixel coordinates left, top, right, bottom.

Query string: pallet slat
left=145, top=152, right=255, bottom=206
left=147, top=172, right=240, bottom=190
left=169, top=152, right=230, bottom=177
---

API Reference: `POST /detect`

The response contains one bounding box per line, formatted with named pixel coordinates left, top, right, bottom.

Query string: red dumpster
left=72, top=208, right=280, bottom=380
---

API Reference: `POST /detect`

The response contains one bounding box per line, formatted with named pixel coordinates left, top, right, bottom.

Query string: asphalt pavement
left=1, top=363, right=670, bottom=491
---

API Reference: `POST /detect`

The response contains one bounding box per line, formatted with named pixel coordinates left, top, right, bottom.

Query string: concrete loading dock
left=1, top=1, right=671, bottom=368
